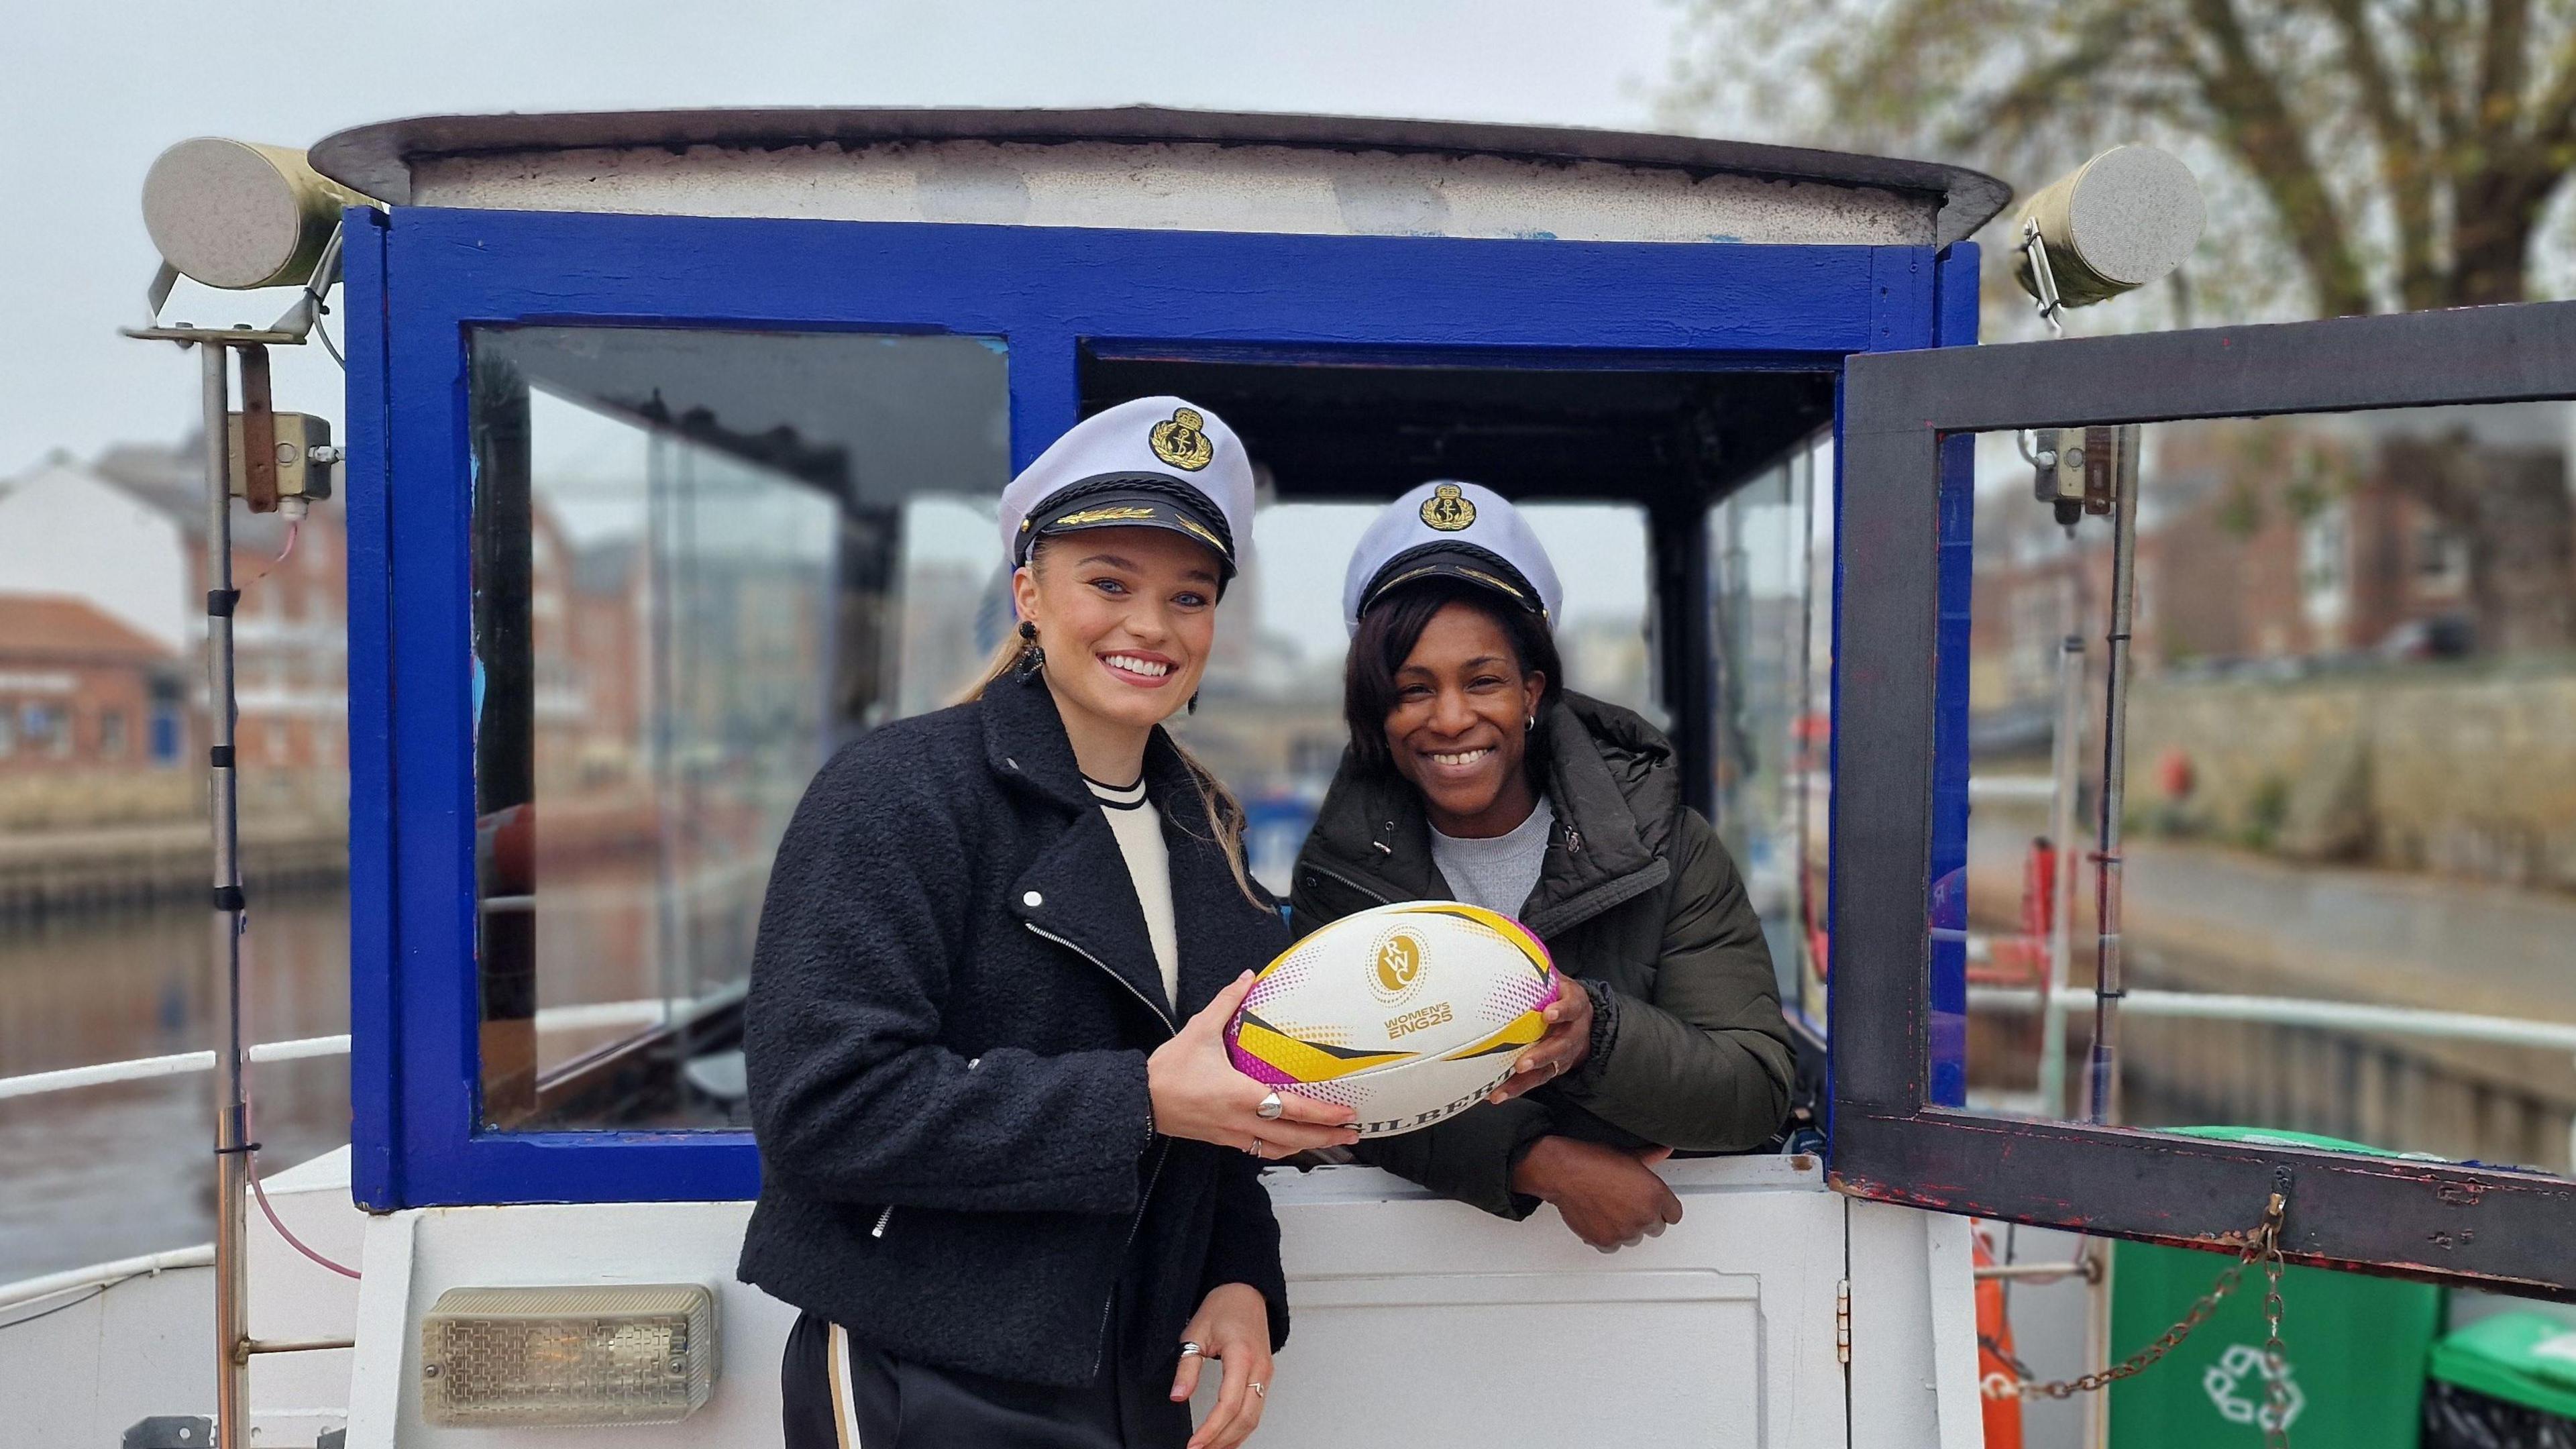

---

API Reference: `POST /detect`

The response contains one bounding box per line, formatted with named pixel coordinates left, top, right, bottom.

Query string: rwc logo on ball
left=1369, top=928, right=1429, bottom=1005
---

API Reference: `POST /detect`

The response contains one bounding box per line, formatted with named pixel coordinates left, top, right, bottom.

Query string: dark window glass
left=467, top=327, right=1008, bottom=1132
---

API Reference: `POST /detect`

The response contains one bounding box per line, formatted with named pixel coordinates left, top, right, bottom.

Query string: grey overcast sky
left=1, top=0, right=1708, bottom=478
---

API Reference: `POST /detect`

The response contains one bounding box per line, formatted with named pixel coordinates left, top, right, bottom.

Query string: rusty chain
left=1980, top=1193, right=2292, bottom=1446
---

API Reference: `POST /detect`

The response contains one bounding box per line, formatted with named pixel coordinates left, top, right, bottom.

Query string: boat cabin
left=32, top=106, right=2576, bottom=1448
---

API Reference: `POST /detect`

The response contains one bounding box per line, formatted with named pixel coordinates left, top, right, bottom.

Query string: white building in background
left=0, top=459, right=188, bottom=653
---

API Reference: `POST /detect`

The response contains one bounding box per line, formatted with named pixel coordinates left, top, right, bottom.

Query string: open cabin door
left=1833, top=300, right=2576, bottom=1300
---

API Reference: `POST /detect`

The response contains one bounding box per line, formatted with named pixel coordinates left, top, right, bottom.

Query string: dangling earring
left=1014, top=619, right=1045, bottom=678
left=1525, top=714, right=1536, bottom=733
left=1187, top=692, right=1200, bottom=715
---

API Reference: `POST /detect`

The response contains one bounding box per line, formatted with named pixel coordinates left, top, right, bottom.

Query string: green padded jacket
left=1287, top=690, right=1795, bottom=1218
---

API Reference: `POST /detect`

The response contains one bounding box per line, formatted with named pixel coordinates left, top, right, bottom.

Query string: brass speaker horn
left=142, top=138, right=379, bottom=290
left=2012, top=146, right=2206, bottom=311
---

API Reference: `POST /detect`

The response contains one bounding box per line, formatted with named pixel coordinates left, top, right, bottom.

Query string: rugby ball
left=1227, top=900, right=1559, bottom=1138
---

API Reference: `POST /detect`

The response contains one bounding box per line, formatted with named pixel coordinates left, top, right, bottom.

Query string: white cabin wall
left=344, top=1201, right=797, bottom=1448
left=1847, top=1199, right=1987, bottom=1449
left=408, top=140, right=1940, bottom=247
left=1251, top=1156, right=1847, bottom=1448
left=339, top=1158, right=1884, bottom=1449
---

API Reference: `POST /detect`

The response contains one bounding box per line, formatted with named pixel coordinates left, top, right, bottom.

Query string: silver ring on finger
left=1179, top=1341, right=1204, bottom=1359
left=1255, top=1089, right=1285, bottom=1120
left=1248, top=1137, right=1267, bottom=1157
left=1251, top=1382, right=1265, bottom=1399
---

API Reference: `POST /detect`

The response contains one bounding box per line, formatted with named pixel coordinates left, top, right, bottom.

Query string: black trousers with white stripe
left=781, top=1308, right=1193, bottom=1448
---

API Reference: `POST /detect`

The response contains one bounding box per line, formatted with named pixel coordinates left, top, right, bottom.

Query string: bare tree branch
left=2524, top=21, right=2576, bottom=156
left=2319, top=0, right=2444, bottom=306
left=2411, top=0, right=2472, bottom=153
left=2481, top=0, right=2534, bottom=138
left=1658, top=0, right=2576, bottom=314
left=2184, top=0, right=2378, bottom=312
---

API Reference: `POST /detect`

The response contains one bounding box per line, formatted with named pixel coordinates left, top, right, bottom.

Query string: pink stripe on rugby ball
left=1222, top=900, right=1562, bottom=1138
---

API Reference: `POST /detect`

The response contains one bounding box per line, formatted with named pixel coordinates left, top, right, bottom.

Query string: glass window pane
left=1708, top=434, right=1831, bottom=1028
left=468, top=327, right=1009, bottom=1132
left=1957, top=405, right=2576, bottom=1181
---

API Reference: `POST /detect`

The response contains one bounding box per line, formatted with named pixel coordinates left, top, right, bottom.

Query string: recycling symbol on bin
left=2202, top=1343, right=2304, bottom=1432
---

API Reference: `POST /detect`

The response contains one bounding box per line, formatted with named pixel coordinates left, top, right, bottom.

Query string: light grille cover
left=421, top=1283, right=717, bottom=1426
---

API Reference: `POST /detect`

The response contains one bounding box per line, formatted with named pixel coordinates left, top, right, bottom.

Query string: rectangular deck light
left=421, top=1283, right=717, bottom=1426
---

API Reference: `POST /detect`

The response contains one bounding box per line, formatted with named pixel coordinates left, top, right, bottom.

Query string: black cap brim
left=1019, top=476, right=1237, bottom=578
left=1360, top=543, right=1548, bottom=622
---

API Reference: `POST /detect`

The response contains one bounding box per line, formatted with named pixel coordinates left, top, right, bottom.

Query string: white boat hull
left=3, top=1154, right=1984, bottom=1448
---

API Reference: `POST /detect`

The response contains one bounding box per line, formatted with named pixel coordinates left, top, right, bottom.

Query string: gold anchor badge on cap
left=1148, top=407, right=1216, bottom=472
left=1419, top=482, right=1477, bottom=532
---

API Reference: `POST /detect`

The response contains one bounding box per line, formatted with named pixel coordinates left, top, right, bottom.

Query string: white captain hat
left=1342, top=480, right=1563, bottom=634
left=998, top=396, right=1254, bottom=582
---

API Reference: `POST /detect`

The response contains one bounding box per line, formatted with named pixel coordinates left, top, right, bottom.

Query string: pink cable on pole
left=236, top=917, right=361, bottom=1280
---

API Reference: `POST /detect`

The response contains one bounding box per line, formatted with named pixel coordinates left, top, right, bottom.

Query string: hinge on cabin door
left=1836, top=1279, right=1851, bottom=1364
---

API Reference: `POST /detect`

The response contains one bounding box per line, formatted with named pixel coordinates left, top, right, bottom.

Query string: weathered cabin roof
left=310, top=106, right=2010, bottom=248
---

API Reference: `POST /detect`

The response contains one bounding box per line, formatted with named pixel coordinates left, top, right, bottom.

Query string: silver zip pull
left=1023, top=922, right=1176, bottom=1034
left=871, top=1204, right=894, bottom=1238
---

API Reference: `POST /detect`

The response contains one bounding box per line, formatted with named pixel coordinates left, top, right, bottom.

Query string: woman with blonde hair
left=741, top=398, right=1356, bottom=1448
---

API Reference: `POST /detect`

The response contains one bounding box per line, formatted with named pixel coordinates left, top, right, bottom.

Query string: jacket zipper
left=1300, top=858, right=1399, bottom=908
left=873, top=1060, right=981, bottom=1242
left=1022, top=920, right=1177, bottom=1378
left=1024, top=922, right=1176, bottom=1032
left=1093, top=1137, right=1169, bottom=1379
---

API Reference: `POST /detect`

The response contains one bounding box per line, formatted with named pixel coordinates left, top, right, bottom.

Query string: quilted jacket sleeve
left=1551, top=810, right=1794, bottom=1150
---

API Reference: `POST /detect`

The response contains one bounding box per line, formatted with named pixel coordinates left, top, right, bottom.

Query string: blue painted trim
left=1008, top=330, right=1080, bottom=475
left=1824, top=246, right=1961, bottom=1150
left=364, top=207, right=1941, bottom=1206
left=1925, top=244, right=1982, bottom=1108
left=342, top=207, right=400, bottom=1210
left=1083, top=339, right=1862, bottom=372
left=389, top=208, right=1893, bottom=354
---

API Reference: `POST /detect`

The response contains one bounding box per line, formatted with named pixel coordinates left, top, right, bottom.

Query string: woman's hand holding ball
left=1148, top=972, right=1360, bottom=1159
left=1487, top=976, right=1593, bottom=1104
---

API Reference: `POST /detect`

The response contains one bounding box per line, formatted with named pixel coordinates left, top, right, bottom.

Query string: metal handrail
left=1968, top=985, right=2576, bottom=1053
left=0, top=994, right=722, bottom=1103
left=0, top=1244, right=214, bottom=1313
left=0, top=1036, right=352, bottom=1102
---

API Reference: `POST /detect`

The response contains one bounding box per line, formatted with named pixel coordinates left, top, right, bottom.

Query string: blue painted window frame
left=342, top=203, right=1977, bottom=1208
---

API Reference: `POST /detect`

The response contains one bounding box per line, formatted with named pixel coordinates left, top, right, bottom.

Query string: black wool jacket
left=737, top=669, right=1291, bottom=1388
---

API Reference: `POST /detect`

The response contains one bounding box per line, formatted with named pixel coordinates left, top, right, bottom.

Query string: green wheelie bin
left=2422, top=1311, right=2576, bottom=1447
left=2107, top=1127, right=2445, bottom=1447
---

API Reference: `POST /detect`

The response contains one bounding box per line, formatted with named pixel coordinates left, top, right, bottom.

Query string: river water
left=0, top=889, right=350, bottom=1283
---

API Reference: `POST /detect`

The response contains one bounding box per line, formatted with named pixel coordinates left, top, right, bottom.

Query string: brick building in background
left=0, top=441, right=350, bottom=805
left=0, top=596, right=183, bottom=770
left=93, top=437, right=350, bottom=775
left=1971, top=405, right=2570, bottom=719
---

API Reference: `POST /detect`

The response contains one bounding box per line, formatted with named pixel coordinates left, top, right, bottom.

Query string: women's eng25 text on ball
left=1226, top=900, right=1560, bottom=1138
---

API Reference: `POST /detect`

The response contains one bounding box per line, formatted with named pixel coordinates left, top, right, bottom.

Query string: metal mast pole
left=2084, top=429, right=2142, bottom=1124
left=2037, top=602, right=2084, bottom=1119
left=201, top=341, right=250, bottom=1448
